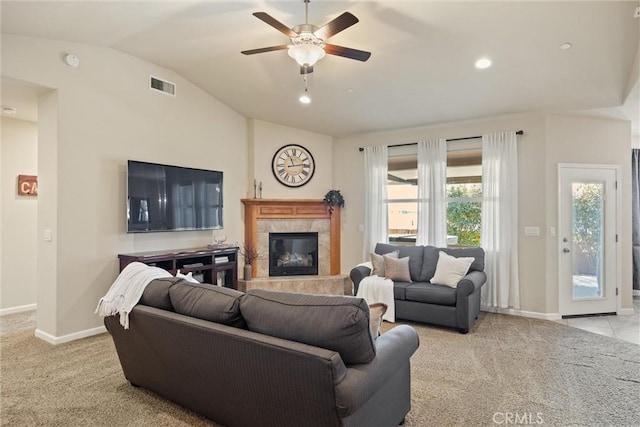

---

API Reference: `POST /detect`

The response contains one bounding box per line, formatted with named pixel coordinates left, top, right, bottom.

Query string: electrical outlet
left=635, top=6, right=640, bottom=18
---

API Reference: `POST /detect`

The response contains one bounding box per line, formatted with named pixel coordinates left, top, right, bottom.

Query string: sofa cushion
left=139, top=277, right=183, bottom=311
left=375, top=243, right=424, bottom=282
left=383, top=256, right=412, bottom=281
left=405, top=283, right=457, bottom=306
left=239, top=289, right=376, bottom=365
left=430, top=251, right=475, bottom=288
left=370, top=250, right=398, bottom=276
left=420, top=246, right=485, bottom=282
left=169, top=282, right=246, bottom=328
left=393, top=281, right=412, bottom=301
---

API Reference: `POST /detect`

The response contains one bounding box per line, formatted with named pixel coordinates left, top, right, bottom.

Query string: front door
left=558, top=164, right=619, bottom=316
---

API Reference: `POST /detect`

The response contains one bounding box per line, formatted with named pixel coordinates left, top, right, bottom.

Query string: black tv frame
left=126, top=160, right=223, bottom=233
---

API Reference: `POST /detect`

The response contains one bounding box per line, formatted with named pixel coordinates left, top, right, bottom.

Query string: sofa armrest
left=350, top=265, right=372, bottom=295
left=334, top=325, right=419, bottom=417
left=456, top=270, right=487, bottom=298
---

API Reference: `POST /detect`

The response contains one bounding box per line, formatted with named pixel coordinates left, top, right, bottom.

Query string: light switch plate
left=524, top=226, right=540, bottom=237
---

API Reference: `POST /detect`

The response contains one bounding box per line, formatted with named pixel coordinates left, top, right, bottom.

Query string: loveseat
left=104, top=278, right=419, bottom=427
left=350, top=243, right=486, bottom=334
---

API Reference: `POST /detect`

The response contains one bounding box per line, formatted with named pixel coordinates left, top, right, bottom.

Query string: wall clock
left=272, top=144, right=315, bottom=188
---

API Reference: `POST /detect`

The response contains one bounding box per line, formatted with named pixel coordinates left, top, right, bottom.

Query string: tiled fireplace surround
left=241, top=199, right=347, bottom=295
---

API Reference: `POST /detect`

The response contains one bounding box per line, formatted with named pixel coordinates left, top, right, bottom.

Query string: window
left=446, top=147, right=482, bottom=246
left=388, top=155, right=418, bottom=245
left=386, top=142, right=482, bottom=247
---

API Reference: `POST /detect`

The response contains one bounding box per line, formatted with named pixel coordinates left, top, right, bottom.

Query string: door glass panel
left=571, top=182, right=604, bottom=299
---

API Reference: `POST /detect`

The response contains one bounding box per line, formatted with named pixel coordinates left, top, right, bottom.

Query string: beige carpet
left=1, top=313, right=639, bottom=426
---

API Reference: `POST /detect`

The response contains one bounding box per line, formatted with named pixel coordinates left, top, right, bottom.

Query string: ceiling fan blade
left=253, top=12, right=297, bottom=38
left=314, top=12, right=359, bottom=40
left=300, top=65, right=314, bottom=75
left=324, top=44, right=371, bottom=62
left=241, top=45, right=289, bottom=55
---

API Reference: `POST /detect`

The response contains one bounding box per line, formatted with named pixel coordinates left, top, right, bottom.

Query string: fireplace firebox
left=269, top=232, right=318, bottom=276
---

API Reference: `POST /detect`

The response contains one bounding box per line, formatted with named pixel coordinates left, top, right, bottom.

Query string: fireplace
left=269, top=232, right=318, bottom=276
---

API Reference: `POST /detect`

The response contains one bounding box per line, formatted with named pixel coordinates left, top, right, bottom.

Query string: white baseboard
left=35, top=325, right=107, bottom=345
left=481, top=305, right=561, bottom=321
left=617, top=308, right=636, bottom=316
left=0, top=303, right=37, bottom=316
left=633, top=289, right=640, bottom=297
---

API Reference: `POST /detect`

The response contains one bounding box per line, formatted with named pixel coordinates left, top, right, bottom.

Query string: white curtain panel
left=363, top=145, right=389, bottom=260
left=481, top=131, right=520, bottom=309
left=417, top=138, right=447, bottom=246
left=632, top=149, right=640, bottom=291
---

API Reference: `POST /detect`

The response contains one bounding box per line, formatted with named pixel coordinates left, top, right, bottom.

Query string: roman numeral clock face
left=271, top=144, right=315, bottom=188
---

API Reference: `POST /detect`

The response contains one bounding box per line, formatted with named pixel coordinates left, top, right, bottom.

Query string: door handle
left=563, top=248, right=570, bottom=253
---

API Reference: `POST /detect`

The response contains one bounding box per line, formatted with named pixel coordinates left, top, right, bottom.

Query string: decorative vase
left=243, top=264, right=252, bottom=281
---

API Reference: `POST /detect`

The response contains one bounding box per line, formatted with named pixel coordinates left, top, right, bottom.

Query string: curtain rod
left=357, top=130, right=524, bottom=152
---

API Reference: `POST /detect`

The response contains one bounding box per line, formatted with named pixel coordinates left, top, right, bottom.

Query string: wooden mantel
left=241, top=199, right=341, bottom=277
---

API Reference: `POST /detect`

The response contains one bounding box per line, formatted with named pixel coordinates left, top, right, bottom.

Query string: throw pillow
left=430, top=251, right=475, bottom=288
left=368, top=302, right=388, bottom=338
left=370, top=250, right=398, bottom=276
left=384, top=255, right=412, bottom=282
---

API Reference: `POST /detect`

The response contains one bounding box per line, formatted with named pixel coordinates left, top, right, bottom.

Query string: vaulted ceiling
left=2, top=1, right=639, bottom=137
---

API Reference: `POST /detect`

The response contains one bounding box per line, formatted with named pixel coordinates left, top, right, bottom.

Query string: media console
left=118, top=246, right=238, bottom=289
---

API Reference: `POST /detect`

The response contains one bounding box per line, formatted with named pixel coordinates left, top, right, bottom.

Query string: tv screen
left=127, top=160, right=223, bottom=233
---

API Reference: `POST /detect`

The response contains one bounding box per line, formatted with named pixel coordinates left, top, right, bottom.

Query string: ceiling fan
left=241, top=0, right=371, bottom=75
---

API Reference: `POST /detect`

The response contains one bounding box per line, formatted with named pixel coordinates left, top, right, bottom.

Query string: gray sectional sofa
left=105, top=278, right=419, bottom=427
left=350, top=243, right=486, bottom=334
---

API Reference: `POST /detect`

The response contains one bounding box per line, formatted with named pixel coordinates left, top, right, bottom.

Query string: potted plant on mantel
left=323, top=189, right=345, bottom=215
left=239, top=243, right=261, bottom=281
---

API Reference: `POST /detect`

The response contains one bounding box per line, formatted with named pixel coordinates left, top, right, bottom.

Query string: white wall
left=333, top=112, right=633, bottom=315
left=249, top=119, right=333, bottom=199
left=1, top=117, right=38, bottom=311
left=545, top=114, right=632, bottom=313
left=3, top=34, right=249, bottom=339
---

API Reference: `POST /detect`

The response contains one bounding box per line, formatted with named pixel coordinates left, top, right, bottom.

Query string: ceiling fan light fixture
left=299, top=93, right=312, bottom=104
left=288, top=43, right=325, bottom=67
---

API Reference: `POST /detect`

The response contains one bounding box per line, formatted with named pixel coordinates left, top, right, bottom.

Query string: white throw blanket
left=356, top=275, right=395, bottom=322
left=95, top=261, right=172, bottom=329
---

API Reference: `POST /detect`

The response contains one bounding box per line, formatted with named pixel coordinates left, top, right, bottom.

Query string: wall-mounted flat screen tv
left=127, top=160, right=223, bottom=233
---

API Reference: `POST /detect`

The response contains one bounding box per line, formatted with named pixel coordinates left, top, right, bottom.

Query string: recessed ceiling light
left=474, top=58, right=492, bottom=69
left=299, top=94, right=311, bottom=104
left=346, top=88, right=354, bottom=94
left=1, top=106, right=17, bottom=114
left=560, top=42, right=572, bottom=50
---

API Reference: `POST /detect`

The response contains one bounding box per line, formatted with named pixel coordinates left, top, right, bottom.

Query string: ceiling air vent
left=150, top=76, right=176, bottom=96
